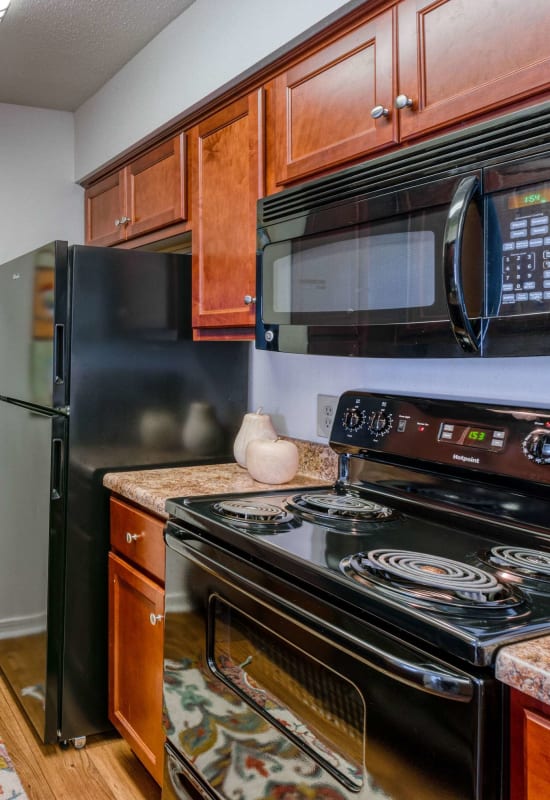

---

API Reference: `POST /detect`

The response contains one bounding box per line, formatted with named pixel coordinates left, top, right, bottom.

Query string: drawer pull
left=150, top=613, right=164, bottom=626
left=125, top=531, right=144, bottom=543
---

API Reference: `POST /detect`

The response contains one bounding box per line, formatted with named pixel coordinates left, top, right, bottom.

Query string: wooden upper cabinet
left=85, top=171, right=127, bottom=246
left=397, top=0, right=550, bottom=141
left=271, top=8, right=396, bottom=187
left=190, top=91, right=263, bottom=339
left=85, top=133, right=187, bottom=246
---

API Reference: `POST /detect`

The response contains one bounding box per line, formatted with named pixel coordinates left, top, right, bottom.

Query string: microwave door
left=443, top=175, right=485, bottom=353
left=257, top=171, right=484, bottom=358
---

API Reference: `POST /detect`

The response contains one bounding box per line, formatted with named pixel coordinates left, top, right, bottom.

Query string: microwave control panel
left=496, top=185, right=550, bottom=312
left=330, top=391, right=550, bottom=482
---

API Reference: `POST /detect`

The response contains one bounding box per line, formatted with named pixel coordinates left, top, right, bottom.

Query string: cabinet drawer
left=110, top=497, right=165, bottom=583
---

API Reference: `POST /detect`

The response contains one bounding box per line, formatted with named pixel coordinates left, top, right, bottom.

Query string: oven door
left=256, top=171, right=484, bottom=358
left=163, top=525, right=503, bottom=800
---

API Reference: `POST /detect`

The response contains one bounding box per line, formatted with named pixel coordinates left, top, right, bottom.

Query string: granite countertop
left=496, top=636, right=550, bottom=705
left=103, top=438, right=337, bottom=518
left=103, top=439, right=550, bottom=706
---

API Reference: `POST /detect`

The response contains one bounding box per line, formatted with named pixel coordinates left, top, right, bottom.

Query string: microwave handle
left=443, top=175, right=482, bottom=352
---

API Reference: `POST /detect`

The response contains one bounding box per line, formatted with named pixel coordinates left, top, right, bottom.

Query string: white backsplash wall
left=251, top=348, right=550, bottom=442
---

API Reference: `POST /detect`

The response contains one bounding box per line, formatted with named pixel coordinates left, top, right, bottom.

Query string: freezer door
left=0, top=400, right=67, bottom=742
left=0, top=241, right=69, bottom=410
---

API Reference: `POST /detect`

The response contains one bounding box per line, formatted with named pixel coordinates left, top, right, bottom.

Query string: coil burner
left=286, top=491, right=397, bottom=530
left=211, top=498, right=296, bottom=529
left=340, top=548, right=527, bottom=614
left=480, top=545, right=550, bottom=586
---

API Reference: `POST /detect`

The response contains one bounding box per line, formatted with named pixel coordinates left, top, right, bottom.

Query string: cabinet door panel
left=273, top=9, right=396, bottom=185
left=108, top=552, right=164, bottom=785
left=126, top=134, right=187, bottom=240
left=85, top=172, right=127, bottom=246
left=525, top=709, right=550, bottom=800
left=398, top=0, right=550, bottom=140
left=191, top=92, right=262, bottom=335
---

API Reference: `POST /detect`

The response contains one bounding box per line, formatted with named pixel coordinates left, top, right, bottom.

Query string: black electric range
left=166, top=391, right=550, bottom=668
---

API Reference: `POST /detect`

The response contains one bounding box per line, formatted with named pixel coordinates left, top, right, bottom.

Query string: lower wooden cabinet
left=108, top=498, right=166, bottom=785
left=509, top=687, right=550, bottom=800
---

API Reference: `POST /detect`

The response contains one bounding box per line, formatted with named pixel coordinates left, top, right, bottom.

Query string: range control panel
left=329, top=391, right=550, bottom=483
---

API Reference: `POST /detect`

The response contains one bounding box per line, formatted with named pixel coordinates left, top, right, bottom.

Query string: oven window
left=208, top=595, right=365, bottom=791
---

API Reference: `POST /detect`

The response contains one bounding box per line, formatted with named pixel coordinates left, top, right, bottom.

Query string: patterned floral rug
left=0, top=736, right=28, bottom=799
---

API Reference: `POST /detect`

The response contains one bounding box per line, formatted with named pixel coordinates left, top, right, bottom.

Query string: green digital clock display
left=508, top=188, right=550, bottom=209
left=467, top=429, right=487, bottom=442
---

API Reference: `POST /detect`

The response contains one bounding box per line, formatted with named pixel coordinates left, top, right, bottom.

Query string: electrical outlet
left=317, top=394, right=338, bottom=438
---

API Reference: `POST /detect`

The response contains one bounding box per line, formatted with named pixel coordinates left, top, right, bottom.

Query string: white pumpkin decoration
left=233, top=408, right=277, bottom=467
left=246, top=438, right=299, bottom=484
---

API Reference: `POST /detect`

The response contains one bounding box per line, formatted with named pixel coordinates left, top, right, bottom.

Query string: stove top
left=166, top=392, right=550, bottom=667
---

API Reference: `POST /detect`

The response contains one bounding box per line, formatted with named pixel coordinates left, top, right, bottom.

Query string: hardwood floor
left=0, top=674, right=161, bottom=799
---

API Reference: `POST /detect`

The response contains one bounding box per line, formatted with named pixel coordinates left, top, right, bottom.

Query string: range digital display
left=438, top=423, right=506, bottom=451
left=508, top=188, right=550, bottom=209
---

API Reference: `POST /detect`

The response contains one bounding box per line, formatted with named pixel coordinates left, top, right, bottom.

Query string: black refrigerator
left=0, top=241, right=249, bottom=745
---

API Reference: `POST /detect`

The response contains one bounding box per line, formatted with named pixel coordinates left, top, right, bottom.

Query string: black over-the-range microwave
left=256, top=103, right=550, bottom=358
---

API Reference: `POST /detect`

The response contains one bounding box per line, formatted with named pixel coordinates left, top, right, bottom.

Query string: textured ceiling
left=0, top=0, right=196, bottom=111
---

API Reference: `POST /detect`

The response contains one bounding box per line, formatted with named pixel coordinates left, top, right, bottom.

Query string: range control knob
left=522, top=429, right=550, bottom=464
left=367, top=410, right=393, bottom=437
left=342, top=406, right=366, bottom=432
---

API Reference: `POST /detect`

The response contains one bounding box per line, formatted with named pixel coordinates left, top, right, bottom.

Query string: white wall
left=74, top=0, right=361, bottom=179
left=251, top=350, right=550, bottom=442
left=71, top=0, right=550, bottom=442
left=0, top=104, right=83, bottom=262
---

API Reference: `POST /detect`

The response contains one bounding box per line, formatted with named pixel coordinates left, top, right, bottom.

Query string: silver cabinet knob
left=371, top=105, right=390, bottom=119
left=150, top=613, right=164, bottom=626
left=244, top=295, right=256, bottom=305
left=395, top=95, right=414, bottom=110
left=125, top=531, right=144, bottom=543
left=114, top=216, right=131, bottom=227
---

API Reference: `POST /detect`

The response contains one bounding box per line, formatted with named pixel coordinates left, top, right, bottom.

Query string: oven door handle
left=443, top=174, right=482, bottom=353
left=167, top=531, right=475, bottom=702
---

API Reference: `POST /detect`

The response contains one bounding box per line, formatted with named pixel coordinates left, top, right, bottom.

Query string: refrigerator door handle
left=54, top=324, right=65, bottom=385
left=51, top=438, right=64, bottom=500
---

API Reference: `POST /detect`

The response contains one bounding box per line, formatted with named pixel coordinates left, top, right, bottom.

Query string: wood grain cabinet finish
left=397, top=0, right=550, bottom=142
left=509, top=687, right=550, bottom=800
left=271, top=7, right=396, bottom=186
left=85, top=134, right=186, bottom=246
left=190, top=91, right=264, bottom=339
left=270, top=0, right=550, bottom=187
left=108, top=499, right=166, bottom=785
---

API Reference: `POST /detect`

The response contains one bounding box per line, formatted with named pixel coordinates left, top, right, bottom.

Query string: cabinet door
left=191, top=91, right=263, bottom=338
left=85, top=172, right=127, bottom=246
left=125, top=134, right=187, bottom=240
left=509, top=687, right=550, bottom=800
left=108, top=552, right=165, bottom=785
left=397, top=0, right=550, bottom=141
left=271, top=8, right=396, bottom=186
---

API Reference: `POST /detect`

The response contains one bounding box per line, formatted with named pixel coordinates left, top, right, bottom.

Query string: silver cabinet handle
left=150, top=613, right=164, bottom=626
left=243, top=295, right=256, bottom=305
left=119, top=216, right=131, bottom=225
left=371, top=105, right=390, bottom=119
left=125, top=531, right=144, bottom=543
left=114, top=218, right=121, bottom=226
left=395, top=94, right=414, bottom=110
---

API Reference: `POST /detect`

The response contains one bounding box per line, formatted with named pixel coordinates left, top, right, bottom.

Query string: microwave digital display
left=508, top=188, right=550, bottom=209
